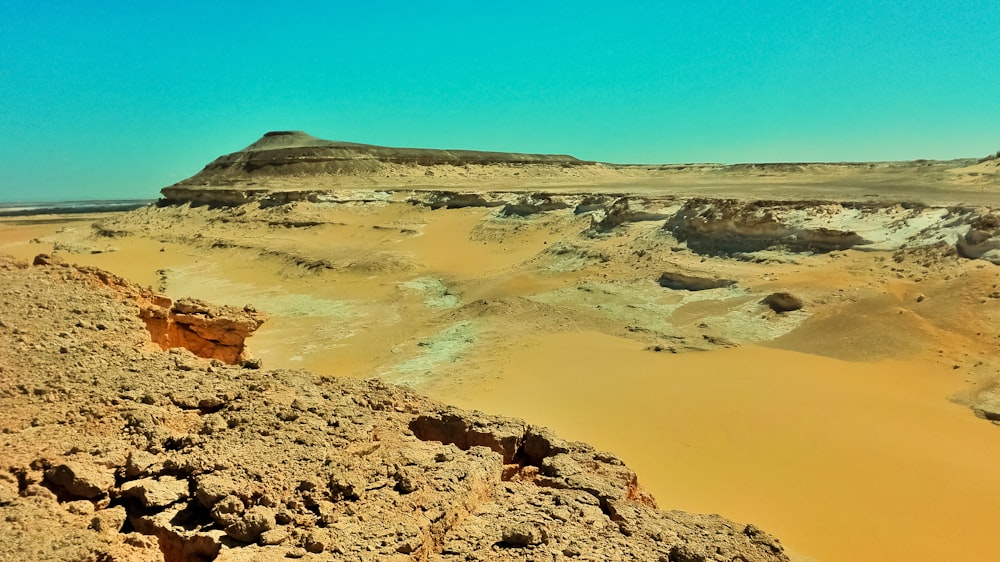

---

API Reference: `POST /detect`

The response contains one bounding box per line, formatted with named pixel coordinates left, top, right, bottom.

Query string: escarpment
left=0, top=254, right=790, bottom=560
left=161, top=131, right=598, bottom=205
left=155, top=132, right=1000, bottom=264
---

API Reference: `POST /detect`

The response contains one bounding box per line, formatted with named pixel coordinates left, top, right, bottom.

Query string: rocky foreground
left=0, top=254, right=789, bottom=561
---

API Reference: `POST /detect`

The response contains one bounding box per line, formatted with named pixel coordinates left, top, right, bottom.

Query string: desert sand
left=2, top=132, right=999, bottom=561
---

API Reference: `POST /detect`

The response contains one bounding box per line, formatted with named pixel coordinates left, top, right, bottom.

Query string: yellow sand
left=440, top=332, right=1000, bottom=561
left=4, top=208, right=1000, bottom=562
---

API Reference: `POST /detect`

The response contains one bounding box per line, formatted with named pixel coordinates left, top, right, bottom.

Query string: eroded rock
left=120, top=476, right=190, bottom=508
left=658, top=271, right=736, bottom=291
left=142, top=298, right=267, bottom=364
left=762, top=292, right=804, bottom=313
left=956, top=212, right=1000, bottom=265
left=44, top=461, right=115, bottom=499
left=30, top=256, right=267, bottom=364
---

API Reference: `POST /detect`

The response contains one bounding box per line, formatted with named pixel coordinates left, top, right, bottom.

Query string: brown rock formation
left=31, top=254, right=266, bottom=364
left=140, top=298, right=266, bottom=364
left=658, top=271, right=737, bottom=291
left=161, top=131, right=594, bottom=205
left=762, top=292, right=804, bottom=313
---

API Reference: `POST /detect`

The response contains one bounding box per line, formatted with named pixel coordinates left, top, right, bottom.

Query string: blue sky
left=1, top=1, right=998, bottom=201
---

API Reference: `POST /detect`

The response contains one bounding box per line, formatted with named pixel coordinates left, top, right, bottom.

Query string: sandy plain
left=2, top=185, right=999, bottom=562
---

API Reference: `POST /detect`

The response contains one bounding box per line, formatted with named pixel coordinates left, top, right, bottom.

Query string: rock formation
left=154, top=131, right=1000, bottom=265
left=657, top=272, right=737, bottom=291
left=161, top=131, right=596, bottom=205
left=31, top=253, right=266, bottom=364
left=0, top=255, right=789, bottom=560
left=140, top=298, right=266, bottom=364
left=956, top=212, right=1000, bottom=264
left=761, top=292, right=804, bottom=313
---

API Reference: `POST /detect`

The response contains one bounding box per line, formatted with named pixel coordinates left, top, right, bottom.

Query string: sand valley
left=2, top=132, right=1000, bottom=561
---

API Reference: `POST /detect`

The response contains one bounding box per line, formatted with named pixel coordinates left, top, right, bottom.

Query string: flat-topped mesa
left=229, top=131, right=586, bottom=165
left=162, top=131, right=594, bottom=204
left=161, top=132, right=1000, bottom=207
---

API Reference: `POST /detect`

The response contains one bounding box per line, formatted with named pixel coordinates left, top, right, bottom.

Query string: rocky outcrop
left=140, top=298, right=266, bottom=364
left=0, top=254, right=790, bottom=561
left=761, top=292, right=804, bottom=313
left=663, top=199, right=872, bottom=254
left=658, top=272, right=737, bottom=291
left=590, top=197, right=674, bottom=232
left=407, top=191, right=508, bottom=210
left=659, top=199, right=1000, bottom=265
left=956, top=213, right=1000, bottom=265
left=30, top=254, right=266, bottom=364
left=500, top=194, right=573, bottom=216
left=152, top=132, right=1000, bottom=266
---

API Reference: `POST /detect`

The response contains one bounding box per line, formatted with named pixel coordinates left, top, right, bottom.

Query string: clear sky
left=1, top=1, right=998, bottom=201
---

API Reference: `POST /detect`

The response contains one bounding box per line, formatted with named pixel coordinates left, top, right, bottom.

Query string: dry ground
left=2, top=190, right=1000, bottom=561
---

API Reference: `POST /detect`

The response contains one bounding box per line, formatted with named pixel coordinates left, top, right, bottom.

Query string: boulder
left=120, top=476, right=190, bottom=508
left=762, top=292, right=803, bottom=313
left=44, top=461, right=114, bottom=499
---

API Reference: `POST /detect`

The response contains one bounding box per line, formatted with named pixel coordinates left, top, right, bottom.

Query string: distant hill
left=175, top=131, right=590, bottom=183
left=162, top=131, right=999, bottom=207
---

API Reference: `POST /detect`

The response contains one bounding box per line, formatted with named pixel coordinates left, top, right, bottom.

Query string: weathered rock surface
left=32, top=253, right=266, bottom=363
left=761, top=292, right=804, bottom=313
left=154, top=133, right=1000, bottom=265
left=142, top=297, right=267, bottom=364
left=664, top=199, right=872, bottom=254
left=658, top=272, right=737, bottom=291
left=956, top=212, right=1000, bottom=265
left=44, top=461, right=116, bottom=500
left=161, top=131, right=598, bottom=205
left=589, top=197, right=674, bottom=232
left=0, top=253, right=790, bottom=561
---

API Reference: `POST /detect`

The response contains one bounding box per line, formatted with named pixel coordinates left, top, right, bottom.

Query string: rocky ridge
left=150, top=129, right=1000, bottom=266
left=0, top=254, right=788, bottom=561
left=161, top=187, right=1000, bottom=265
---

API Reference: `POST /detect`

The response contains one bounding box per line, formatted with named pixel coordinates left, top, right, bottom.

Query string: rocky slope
left=0, top=254, right=789, bottom=561
left=31, top=253, right=267, bottom=364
